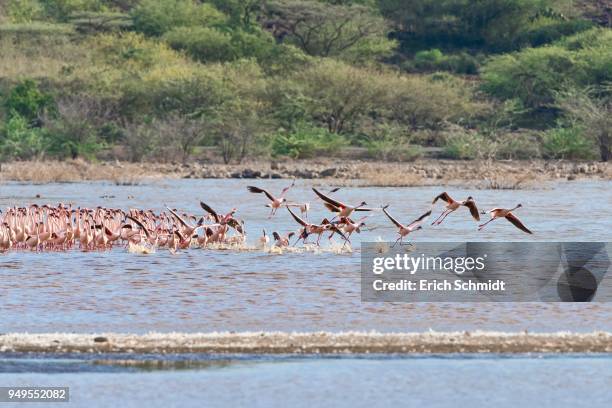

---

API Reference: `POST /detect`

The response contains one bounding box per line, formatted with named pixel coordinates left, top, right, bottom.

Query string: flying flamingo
left=247, top=180, right=295, bottom=217
left=312, top=187, right=377, bottom=219
left=431, top=192, right=480, bottom=225
left=478, top=204, right=532, bottom=234
left=382, top=207, right=431, bottom=247
left=199, top=202, right=243, bottom=235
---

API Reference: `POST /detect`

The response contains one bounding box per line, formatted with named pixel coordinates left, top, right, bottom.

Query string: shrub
left=515, top=17, right=593, bottom=48
left=4, top=79, right=55, bottom=123
left=442, top=128, right=497, bottom=160
left=363, top=124, right=422, bottom=162
left=409, top=49, right=479, bottom=74
left=163, top=27, right=234, bottom=62
left=482, top=46, right=576, bottom=109
left=555, top=87, right=611, bottom=162
left=131, top=0, right=226, bottom=37
left=0, top=114, right=48, bottom=160
left=6, top=0, right=44, bottom=23
left=163, top=26, right=277, bottom=63
left=43, top=95, right=110, bottom=159
left=271, top=125, right=347, bottom=159
left=443, top=132, right=482, bottom=160
left=495, top=131, right=541, bottom=160
left=386, top=73, right=485, bottom=129
left=413, top=49, right=445, bottom=70
left=445, top=53, right=479, bottom=75
left=39, top=0, right=106, bottom=22
left=482, top=28, right=612, bottom=110
left=94, top=32, right=185, bottom=71
left=365, top=137, right=422, bottom=162
left=122, top=120, right=158, bottom=161
left=542, top=126, right=596, bottom=160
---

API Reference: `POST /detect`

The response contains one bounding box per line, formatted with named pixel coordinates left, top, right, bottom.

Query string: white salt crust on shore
left=1, top=331, right=611, bottom=354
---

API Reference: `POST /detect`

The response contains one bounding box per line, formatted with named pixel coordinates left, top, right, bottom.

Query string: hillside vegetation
left=0, top=0, right=610, bottom=163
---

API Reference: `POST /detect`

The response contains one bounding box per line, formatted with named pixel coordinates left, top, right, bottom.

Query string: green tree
left=209, top=0, right=264, bottom=27
left=207, top=61, right=270, bottom=163
left=378, top=0, right=575, bottom=52
left=264, top=0, right=394, bottom=60
left=163, top=26, right=277, bottom=63
left=482, top=28, right=612, bottom=111
left=294, top=59, right=389, bottom=133
left=4, top=79, right=54, bottom=124
left=131, top=0, right=226, bottom=36
left=38, top=0, right=105, bottom=22
left=556, top=87, right=611, bottom=162
left=0, top=114, right=48, bottom=160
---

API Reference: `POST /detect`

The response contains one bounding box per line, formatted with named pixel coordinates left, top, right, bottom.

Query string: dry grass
left=0, top=159, right=608, bottom=186
left=0, top=160, right=173, bottom=184
left=355, top=160, right=611, bottom=189
left=358, top=166, right=425, bottom=187
left=0, top=34, right=91, bottom=81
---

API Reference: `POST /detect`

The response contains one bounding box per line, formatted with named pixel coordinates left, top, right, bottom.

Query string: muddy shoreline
left=1, top=332, right=611, bottom=354
left=0, top=159, right=609, bottom=187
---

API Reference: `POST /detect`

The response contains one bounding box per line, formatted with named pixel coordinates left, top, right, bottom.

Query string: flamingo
left=247, top=180, right=295, bottom=217
left=258, top=229, right=270, bottom=247
left=199, top=202, right=244, bottom=235
left=272, top=231, right=295, bottom=247
left=312, top=187, right=377, bottom=219
left=286, top=207, right=347, bottom=246
left=478, top=204, right=532, bottom=234
left=431, top=192, right=480, bottom=225
left=382, top=207, right=431, bottom=247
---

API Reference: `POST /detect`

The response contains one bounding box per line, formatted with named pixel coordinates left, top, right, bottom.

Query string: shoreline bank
left=2, top=332, right=611, bottom=354
left=0, top=159, right=609, bottom=187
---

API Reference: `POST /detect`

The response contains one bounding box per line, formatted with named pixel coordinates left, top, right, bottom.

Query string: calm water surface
left=0, top=179, right=611, bottom=333
left=1, top=354, right=611, bottom=407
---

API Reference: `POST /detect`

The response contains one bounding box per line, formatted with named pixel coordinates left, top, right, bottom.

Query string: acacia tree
left=556, top=87, right=611, bottom=162
left=158, top=114, right=205, bottom=163
left=208, top=61, right=270, bottom=164
left=43, top=94, right=114, bottom=159
left=379, top=0, right=554, bottom=51
left=263, top=0, right=391, bottom=58
left=294, top=59, right=479, bottom=134
left=295, top=59, right=389, bottom=133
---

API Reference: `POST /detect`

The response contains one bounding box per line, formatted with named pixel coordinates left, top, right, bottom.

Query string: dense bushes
left=542, top=126, right=595, bottom=160
left=163, top=26, right=277, bottom=63
left=131, top=0, right=225, bottom=36
left=271, top=124, right=347, bottom=159
left=404, top=49, right=480, bottom=74
left=0, top=0, right=610, bottom=163
left=482, top=28, right=612, bottom=110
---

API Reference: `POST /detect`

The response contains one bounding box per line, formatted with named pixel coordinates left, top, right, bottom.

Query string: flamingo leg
left=431, top=210, right=449, bottom=225
left=435, top=210, right=454, bottom=225
left=478, top=217, right=498, bottom=230
left=391, top=236, right=402, bottom=248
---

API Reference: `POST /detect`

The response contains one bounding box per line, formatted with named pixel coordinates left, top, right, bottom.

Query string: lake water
left=0, top=179, right=611, bottom=333
left=1, top=353, right=611, bottom=407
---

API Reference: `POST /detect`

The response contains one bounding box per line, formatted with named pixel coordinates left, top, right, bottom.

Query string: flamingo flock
left=0, top=182, right=532, bottom=252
